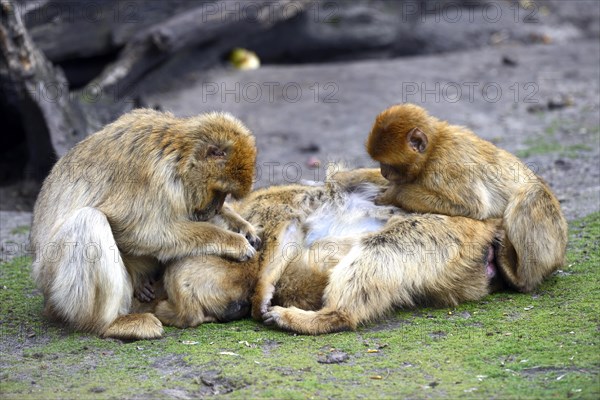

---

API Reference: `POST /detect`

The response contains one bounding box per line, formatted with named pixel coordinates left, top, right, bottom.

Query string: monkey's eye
left=207, top=145, right=227, bottom=158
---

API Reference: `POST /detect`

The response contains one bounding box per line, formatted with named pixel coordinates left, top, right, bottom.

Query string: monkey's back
left=30, top=110, right=185, bottom=254
left=431, top=123, right=540, bottom=218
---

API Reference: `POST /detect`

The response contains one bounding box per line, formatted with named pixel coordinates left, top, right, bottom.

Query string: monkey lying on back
left=366, top=104, right=568, bottom=292
left=148, top=169, right=510, bottom=334
left=31, top=109, right=260, bottom=339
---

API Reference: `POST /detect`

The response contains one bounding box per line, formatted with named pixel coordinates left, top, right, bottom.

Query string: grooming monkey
left=30, top=109, right=260, bottom=339
left=152, top=169, right=508, bottom=335
left=366, top=104, right=568, bottom=293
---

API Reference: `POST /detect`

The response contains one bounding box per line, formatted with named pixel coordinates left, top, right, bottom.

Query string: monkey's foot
left=263, top=306, right=353, bottom=335
left=251, top=284, right=275, bottom=320
left=262, top=306, right=287, bottom=327
left=102, top=313, right=163, bottom=340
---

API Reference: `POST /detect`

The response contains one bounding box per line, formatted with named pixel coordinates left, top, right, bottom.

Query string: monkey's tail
left=499, top=183, right=568, bottom=292
left=39, top=207, right=132, bottom=333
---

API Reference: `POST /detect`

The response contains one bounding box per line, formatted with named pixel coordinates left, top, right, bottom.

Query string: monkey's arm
left=215, top=204, right=262, bottom=250
left=329, top=168, right=389, bottom=191
left=124, top=220, right=256, bottom=262
left=251, top=221, right=300, bottom=320
left=376, top=184, right=475, bottom=217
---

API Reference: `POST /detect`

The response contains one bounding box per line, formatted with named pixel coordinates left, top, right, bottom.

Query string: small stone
left=317, top=350, right=348, bottom=364
left=502, top=55, right=518, bottom=67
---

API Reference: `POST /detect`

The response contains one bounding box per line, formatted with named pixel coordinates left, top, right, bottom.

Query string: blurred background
left=1, top=0, right=599, bottom=220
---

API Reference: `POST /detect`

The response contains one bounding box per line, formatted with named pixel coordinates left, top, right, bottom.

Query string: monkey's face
left=193, top=112, right=257, bottom=200
left=201, top=287, right=252, bottom=323
left=194, top=258, right=258, bottom=322
left=367, top=104, right=434, bottom=185
left=181, top=113, right=257, bottom=214
left=379, top=162, right=419, bottom=184
left=193, top=190, right=227, bottom=221
left=380, top=163, right=401, bottom=183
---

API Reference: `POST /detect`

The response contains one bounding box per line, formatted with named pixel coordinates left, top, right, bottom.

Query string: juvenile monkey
left=30, top=109, right=260, bottom=339
left=366, top=104, right=568, bottom=292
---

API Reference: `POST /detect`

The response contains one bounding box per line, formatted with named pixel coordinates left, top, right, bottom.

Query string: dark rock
left=502, top=55, right=518, bottom=67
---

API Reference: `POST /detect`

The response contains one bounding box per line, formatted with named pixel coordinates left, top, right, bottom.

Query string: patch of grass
left=10, top=226, right=30, bottom=235
left=516, top=138, right=593, bottom=159
left=1, top=213, right=599, bottom=399
left=517, top=118, right=597, bottom=159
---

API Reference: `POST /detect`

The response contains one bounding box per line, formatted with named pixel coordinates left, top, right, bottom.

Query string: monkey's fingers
left=374, top=194, right=390, bottom=206
left=134, top=291, right=151, bottom=302
left=221, top=233, right=257, bottom=262
left=253, top=297, right=272, bottom=320
left=247, top=233, right=262, bottom=250
left=238, top=241, right=257, bottom=262
left=262, top=308, right=281, bottom=326
left=134, top=282, right=155, bottom=303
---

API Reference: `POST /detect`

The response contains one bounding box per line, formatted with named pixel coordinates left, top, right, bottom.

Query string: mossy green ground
left=1, top=213, right=598, bottom=399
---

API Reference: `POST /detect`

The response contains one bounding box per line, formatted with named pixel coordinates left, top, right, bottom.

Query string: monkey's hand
left=236, top=221, right=262, bottom=251
left=134, top=276, right=155, bottom=303
left=217, top=204, right=262, bottom=250
left=374, top=187, right=398, bottom=206
left=221, top=231, right=257, bottom=262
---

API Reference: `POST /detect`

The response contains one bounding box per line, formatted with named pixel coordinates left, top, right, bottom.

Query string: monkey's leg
left=263, top=246, right=376, bottom=334
left=102, top=313, right=164, bottom=339
left=154, top=300, right=216, bottom=329
left=39, top=207, right=163, bottom=339
left=263, top=306, right=354, bottom=334
left=251, top=222, right=302, bottom=320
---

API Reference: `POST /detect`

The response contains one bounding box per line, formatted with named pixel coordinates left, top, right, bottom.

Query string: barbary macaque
left=153, top=169, right=509, bottom=335
left=30, top=109, right=260, bottom=339
left=366, top=104, right=568, bottom=292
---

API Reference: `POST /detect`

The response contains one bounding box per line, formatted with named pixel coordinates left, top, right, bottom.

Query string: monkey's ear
left=406, top=128, right=428, bottom=153
left=206, top=145, right=226, bottom=158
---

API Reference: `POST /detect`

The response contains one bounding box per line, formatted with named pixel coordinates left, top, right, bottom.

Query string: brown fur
left=155, top=169, right=510, bottom=335
left=366, top=104, right=568, bottom=292
left=30, top=109, right=259, bottom=339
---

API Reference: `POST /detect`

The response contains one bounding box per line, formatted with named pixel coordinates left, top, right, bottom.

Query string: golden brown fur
left=30, top=109, right=259, bottom=339
left=366, top=104, right=568, bottom=292
left=154, top=169, right=510, bottom=335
